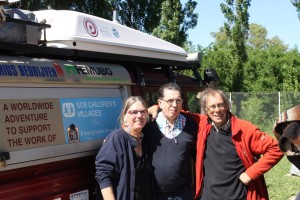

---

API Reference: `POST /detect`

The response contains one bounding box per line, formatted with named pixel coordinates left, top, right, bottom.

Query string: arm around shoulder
left=147, top=104, right=160, bottom=120
left=180, top=110, right=202, bottom=124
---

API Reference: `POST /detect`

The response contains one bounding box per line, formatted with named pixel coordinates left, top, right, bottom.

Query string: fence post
left=278, top=91, right=281, bottom=119
left=229, top=92, right=232, bottom=112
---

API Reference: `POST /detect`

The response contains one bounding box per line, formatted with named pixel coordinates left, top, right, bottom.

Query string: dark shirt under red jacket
left=200, top=120, right=247, bottom=200
left=183, top=111, right=284, bottom=200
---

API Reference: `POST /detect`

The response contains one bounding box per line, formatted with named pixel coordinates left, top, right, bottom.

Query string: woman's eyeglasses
left=127, top=109, right=148, bottom=116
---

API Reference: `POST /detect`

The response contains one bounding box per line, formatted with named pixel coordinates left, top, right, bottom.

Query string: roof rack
left=0, top=3, right=51, bottom=45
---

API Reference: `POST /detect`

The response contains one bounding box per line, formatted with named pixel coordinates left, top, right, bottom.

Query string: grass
left=265, top=156, right=300, bottom=200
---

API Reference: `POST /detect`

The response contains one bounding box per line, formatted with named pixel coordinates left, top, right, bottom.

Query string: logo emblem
left=83, top=18, right=98, bottom=37
left=111, top=27, right=120, bottom=38
left=52, top=63, right=64, bottom=77
left=62, top=103, right=76, bottom=118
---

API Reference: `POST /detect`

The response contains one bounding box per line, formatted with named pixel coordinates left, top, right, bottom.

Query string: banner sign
left=0, top=55, right=131, bottom=85
left=0, top=99, right=64, bottom=151
left=0, top=97, right=122, bottom=151
left=60, top=97, right=122, bottom=143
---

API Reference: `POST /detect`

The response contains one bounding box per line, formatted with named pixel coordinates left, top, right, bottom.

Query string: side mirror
left=204, top=68, right=219, bottom=85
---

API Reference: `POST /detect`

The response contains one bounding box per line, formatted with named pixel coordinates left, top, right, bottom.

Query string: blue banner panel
left=60, top=97, right=122, bottom=143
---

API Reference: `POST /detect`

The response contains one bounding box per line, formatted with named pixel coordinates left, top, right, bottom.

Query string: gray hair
left=198, top=88, right=231, bottom=114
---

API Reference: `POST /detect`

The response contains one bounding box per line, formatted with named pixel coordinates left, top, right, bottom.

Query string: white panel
left=0, top=86, right=123, bottom=98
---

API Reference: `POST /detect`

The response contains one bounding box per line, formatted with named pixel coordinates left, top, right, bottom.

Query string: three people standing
left=95, top=84, right=284, bottom=200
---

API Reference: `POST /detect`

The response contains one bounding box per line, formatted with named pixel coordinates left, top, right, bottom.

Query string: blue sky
left=186, top=0, right=300, bottom=49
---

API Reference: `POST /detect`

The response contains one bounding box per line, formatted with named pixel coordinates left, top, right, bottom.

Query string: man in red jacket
left=149, top=87, right=283, bottom=200
left=191, top=87, right=283, bottom=200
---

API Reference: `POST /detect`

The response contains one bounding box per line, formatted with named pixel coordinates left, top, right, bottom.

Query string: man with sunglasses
left=143, top=83, right=198, bottom=200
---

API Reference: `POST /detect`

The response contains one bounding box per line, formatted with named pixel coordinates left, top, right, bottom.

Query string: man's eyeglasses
left=160, top=98, right=183, bottom=105
left=127, top=109, right=148, bottom=116
left=206, top=103, right=226, bottom=111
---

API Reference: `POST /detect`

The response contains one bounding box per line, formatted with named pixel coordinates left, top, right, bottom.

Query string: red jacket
left=186, top=112, right=283, bottom=200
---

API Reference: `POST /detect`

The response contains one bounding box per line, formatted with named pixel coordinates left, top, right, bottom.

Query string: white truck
left=0, top=3, right=217, bottom=199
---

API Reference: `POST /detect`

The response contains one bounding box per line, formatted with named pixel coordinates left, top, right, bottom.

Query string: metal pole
left=230, top=92, right=232, bottom=112
left=278, top=91, right=281, bottom=120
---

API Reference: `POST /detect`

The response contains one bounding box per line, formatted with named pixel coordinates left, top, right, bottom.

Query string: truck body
left=0, top=7, right=216, bottom=200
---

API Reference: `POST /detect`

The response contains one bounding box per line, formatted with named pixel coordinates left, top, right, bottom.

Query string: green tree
left=73, top=0, right=112, bottom=19
left=199, top=2, right=300, bottom=94
left=23, top=0, right=79, bottom=10
left=112, top=0, right=164, bottom=32
left=200, top=43, right=233, bottom=91
left=220, top=0, right=251, bottom=91
left=244, top=46, right=284, bottom=92
left=23, top=0, right=112, bottom=19
left=291, top=0, right=300, bottom=20
left=243, top=23, right=290, bottom=92
left=211, top=27, right=230, bottom=45
left=280, top=48, right=300, bottom=91
left=244, top=41, right=300, bottom=92
left=183, top=40, right=197, bottom=53
left=152, top=0, right=198, bottom=46
left=267, top=36, right=288, bottom=51
left=248, top=23, right=267, bottom=49
left=201, top=21, right=300, bottom=93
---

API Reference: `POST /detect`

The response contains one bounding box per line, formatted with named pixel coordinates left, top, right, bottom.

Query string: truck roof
left=0, top=9, right=200, bottom=68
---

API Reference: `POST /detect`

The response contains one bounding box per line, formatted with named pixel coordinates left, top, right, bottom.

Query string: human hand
left=239, top=172, right=251, bottom=185
left=148, top=104, right=160, bottom=121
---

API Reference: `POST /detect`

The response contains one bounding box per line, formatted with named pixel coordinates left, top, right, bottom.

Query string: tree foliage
left=201, top=22, right=300, bottom=93
left=200, top=43, right=234, bottom=91
left=280, top=49, right=300, bottom=91
left=220, top=0, right=251, bottom=91
left=22, top=0, right=112, bottom=19
left=291, top=0, right=300, bottom=21
left=211, top=27, right=230, bottom=45
left=152, top=0, right=198, bottom=46
left=248, top=23, right=267, bottom=49
left=244, top=46, right=284, bottom=91
left=197, top=0, right=300, bottom=93
left=112, top=0, right=164, bottom=32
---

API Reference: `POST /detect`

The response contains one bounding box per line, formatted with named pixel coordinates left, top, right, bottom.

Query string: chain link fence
left=230, top=92, right=300, bottom=132
left=188, top=92, right=300, bottom=133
